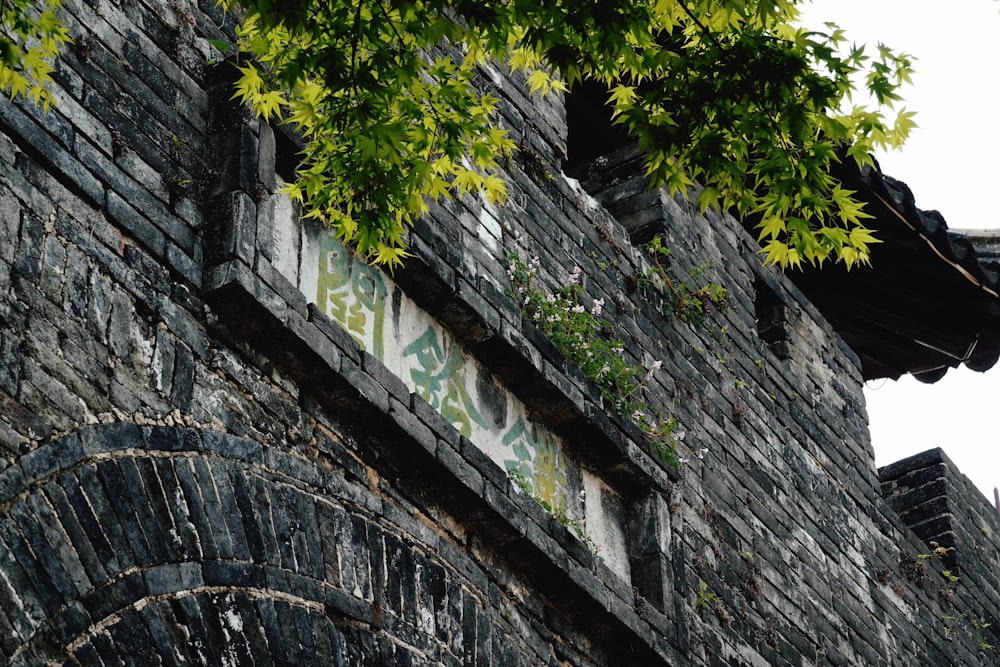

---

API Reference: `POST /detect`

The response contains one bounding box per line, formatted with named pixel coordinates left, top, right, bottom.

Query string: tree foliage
left=6, top=0, right=914, bottom=269
left=0, top=0, right=71, bottom=109
left=226, top=0, right=915, bottom=270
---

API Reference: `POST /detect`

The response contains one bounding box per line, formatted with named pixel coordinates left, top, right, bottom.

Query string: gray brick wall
left=1, top=0, right=998, bottom=664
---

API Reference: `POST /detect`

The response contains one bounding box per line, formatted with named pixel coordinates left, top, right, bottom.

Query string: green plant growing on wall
left=506, top=253, right=684, bottom=466
left=641, top=236, right=728, bottom=325
left=694, top=581, right=719, bottom=617
left=0, top=0, right=70, bottom=109
left=222, top=0, right=916, bottom=270
left=942, top=614, right=995, bottom=653
left=915, top=541, right=962, bottom=584
left=638, top=236, right=749, bottom=393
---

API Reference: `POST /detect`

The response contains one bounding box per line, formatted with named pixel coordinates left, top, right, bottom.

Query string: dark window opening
left=755, top=275, right=790, bottom=360
left=564, top=79, right=634, bottom=175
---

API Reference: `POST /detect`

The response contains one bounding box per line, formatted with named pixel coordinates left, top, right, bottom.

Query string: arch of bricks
left=0, top=424, right=542, bottom=666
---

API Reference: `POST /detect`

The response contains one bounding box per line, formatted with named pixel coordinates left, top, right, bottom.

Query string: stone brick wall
left=1, top=0, right=998, bottom=664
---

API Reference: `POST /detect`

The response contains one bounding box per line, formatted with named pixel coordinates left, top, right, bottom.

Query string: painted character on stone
left=403, top=326, right=486, bottom=438
left=503, top=417, right=569, bottom=513
left=316, top=234, right=387, bottom=360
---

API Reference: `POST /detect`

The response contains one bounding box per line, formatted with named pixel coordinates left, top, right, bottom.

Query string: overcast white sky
left=798, top=0, right=1000, bottom=503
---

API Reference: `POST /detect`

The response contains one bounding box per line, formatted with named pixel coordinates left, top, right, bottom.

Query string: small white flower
left=592, top=298, right=604, bottom=316
left=695, top=448, right=708, bottom=460
left=675, top=430, right=686, bottom=441
left=652, top=360, right=662, bottom=370
left=632, top=409, right=644, bottom=421
left=572, top=305, right=585, bottom=313
left=678, top=457, right=689, bottom=465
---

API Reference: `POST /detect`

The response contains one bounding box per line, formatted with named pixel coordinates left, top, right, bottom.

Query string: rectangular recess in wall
left=754, top=275, right=790, bottom=360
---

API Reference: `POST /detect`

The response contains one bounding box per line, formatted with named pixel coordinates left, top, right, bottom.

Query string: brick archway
left=0, top=424, right=508, bottom=665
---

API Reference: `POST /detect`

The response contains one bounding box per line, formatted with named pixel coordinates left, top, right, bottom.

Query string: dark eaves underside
left=789, top=164, right=1000, bottom=383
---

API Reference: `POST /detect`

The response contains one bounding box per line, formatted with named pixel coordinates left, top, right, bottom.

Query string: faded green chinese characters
left=317, top=232, right=387, bottom=360
left=503, top=418, right=570, bottom=514
left=403, top=326, right=487, bottom=438
left=315, top=234, right=573, bottom=513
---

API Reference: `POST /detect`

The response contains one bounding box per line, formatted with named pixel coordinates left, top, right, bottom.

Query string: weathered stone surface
left=0, top=1, right=998, bottom=664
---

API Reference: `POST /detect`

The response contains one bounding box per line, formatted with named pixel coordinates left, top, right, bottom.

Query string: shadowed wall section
left=0, top=424, right=554, bottom=666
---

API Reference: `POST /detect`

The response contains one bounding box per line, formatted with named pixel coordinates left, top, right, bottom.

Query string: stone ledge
left=200, top=253, right=679, bottom=662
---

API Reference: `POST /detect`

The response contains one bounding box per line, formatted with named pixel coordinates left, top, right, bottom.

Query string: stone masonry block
left=361, top=351, right=409, bottom=405
left=0, top=464, right=26, bottom=506
left=2, top=102, right=104, bottom=209
left=155, top=294, right=209, bottom=360
left=106, top=286, right=133, bottom=360
left=39, top=234, right=66, bottom=300
left=0, top=523, right=61, bottom=630
left=144, top=562, right=204, bottom=597
left=150, top=326, right=175, bottom=394
left=8, top=499, right=83, bottom=603
left=41, top=479, right=112, bottom=587
left=0, top=329, right=20, bottom=396
left=13, top=212, right=43, bottom=282
left=119, top=457, right=174, bottom=564
left=170, top=341, right=195, bottom=410
left=458, top=436, right=507, bottom=490
left=307, top=302, right=361, bottom=365
left=0, top=192, right=19, bottom=293
left=20, top=434, right=83, bottom=485
left=84, top=268, right=113, bottom=343
left=106, top=191, right=166, bottom=257
left=204, top=191, right=257, bottom=267
left=93, top=459, right=155, bottom=566
left=436, top=441, right=484, bottom=497
left=61, top=245, right=90, bottom=321
left=23, top=492, right=92, bottom=595
left=206, top=127, right=260, bottom=200
left=57, top=470, right=124, bottom=575
left=188, top=459, right=243, bottom=560
left=165, top=241, right=202, bottom=288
